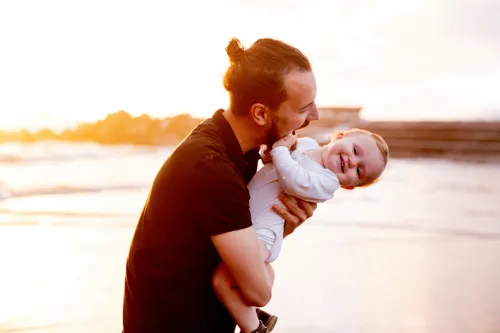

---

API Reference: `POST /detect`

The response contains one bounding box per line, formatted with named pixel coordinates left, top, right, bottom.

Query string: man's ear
left=341, top=185, right=354, bottom=190
left=250, top=103, right=270, bottom=126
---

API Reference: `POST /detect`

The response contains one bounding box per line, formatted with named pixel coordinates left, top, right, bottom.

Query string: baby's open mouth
left=340, top=154, right=345, bottom=173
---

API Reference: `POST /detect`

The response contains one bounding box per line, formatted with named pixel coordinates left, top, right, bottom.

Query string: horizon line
left=1, top=107, right=500, bottom=132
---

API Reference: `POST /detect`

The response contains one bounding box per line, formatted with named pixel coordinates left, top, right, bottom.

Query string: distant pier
left=298, top=107, right=500, bottom=161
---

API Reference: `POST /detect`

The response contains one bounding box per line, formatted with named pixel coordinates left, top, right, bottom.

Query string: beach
left=1, top=142, right=500, bottom=333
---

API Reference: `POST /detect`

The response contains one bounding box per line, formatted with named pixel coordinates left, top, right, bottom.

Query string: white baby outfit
left=247, top=137, right=339, bottom=263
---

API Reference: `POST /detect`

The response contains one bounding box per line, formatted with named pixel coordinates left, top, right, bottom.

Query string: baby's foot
left=256, top=308, right=278, bottom=332
left=240, top=320, right=267, bottom=333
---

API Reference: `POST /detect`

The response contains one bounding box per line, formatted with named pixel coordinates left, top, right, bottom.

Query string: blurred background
left=0, top=0, right=499, bottom=332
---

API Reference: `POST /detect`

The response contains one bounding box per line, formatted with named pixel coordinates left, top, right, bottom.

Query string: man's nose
left=308, top=104, right=319, bottom=121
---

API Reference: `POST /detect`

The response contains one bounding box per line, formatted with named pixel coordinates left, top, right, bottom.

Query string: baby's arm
left=270, top=146, right=339, bottom=203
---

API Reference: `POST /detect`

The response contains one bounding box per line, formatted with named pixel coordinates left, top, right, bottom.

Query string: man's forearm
left=211, top=227, right=273, bottom=307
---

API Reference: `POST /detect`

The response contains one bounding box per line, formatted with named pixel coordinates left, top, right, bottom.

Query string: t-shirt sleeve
left=192, top=157, right=253, bottom=237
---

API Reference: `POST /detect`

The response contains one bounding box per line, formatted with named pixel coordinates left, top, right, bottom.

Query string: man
left=122, top=37, right=320, bottom=333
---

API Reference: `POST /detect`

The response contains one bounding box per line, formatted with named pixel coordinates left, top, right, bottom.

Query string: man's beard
left=265, top=119, right=281, bottom=149
left=265, top=116, right=310, bottom=148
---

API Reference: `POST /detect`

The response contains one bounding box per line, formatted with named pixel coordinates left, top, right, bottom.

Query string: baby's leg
left=212, top=241, right=272, bottom=332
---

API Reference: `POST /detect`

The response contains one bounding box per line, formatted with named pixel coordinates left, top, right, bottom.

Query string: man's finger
left=298, top=200, right=317, bottom=219
left=283, top=223, right=295, bottom=237
left=272, top=204, right=299, bottom=225
left=280, top=194, right=308, bottom=222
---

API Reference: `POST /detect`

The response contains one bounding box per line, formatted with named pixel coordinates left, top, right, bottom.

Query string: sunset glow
left=1, top=0, right=499, bottom=130
left=1, top=2, right=500, bottom=331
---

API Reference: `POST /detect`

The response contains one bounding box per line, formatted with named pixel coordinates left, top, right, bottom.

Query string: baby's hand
left=260, top=145, right=273, bottom=164
left=272, top=131, right=297, bottom=150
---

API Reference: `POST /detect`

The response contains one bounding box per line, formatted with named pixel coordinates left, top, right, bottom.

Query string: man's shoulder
left=173, top=119, right=228, bottom=163
left=166, top=120, right=241, bottom=185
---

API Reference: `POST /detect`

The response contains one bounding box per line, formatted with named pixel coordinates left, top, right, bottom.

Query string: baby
left=212, top=128, right=390, bottom=333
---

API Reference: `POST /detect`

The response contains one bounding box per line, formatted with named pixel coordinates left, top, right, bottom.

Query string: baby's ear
left=330, top=130, right=344, bottom=142
left=341, top=185, right=354, bottom=190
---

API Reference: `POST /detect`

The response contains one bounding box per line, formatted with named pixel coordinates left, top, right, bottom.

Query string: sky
left=0, top=0, right=499, bottom=131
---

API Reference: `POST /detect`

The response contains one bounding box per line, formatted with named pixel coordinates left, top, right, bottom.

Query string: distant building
left=297, top=106, right=363, bottom=144
left=318, top=106, right=362, bottom=126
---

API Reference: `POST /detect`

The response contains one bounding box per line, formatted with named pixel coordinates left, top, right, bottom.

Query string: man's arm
left=195, top=157, right=272, bottom=307
left=211, top=227, right=273, bottom=306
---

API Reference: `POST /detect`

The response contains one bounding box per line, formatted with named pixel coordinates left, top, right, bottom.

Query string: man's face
left=265, top=70, right=319, bottom=147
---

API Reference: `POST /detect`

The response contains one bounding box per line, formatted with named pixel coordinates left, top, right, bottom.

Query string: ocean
left=0, top=141, right=174, bottom=227
left=1, top=141, right=499, bottom=333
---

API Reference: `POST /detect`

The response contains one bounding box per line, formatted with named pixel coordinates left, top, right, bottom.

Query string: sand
left=1, top=217, right=499, bottom=333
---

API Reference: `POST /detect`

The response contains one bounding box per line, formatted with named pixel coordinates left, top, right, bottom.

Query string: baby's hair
left=329, top=128, right=390, bottom=187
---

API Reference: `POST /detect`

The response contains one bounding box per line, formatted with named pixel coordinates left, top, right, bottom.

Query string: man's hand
left=272, top=192, right=317, bottom=237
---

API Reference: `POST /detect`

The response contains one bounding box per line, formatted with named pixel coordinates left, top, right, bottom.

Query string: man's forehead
left=284, top=71, right=316, bottom=99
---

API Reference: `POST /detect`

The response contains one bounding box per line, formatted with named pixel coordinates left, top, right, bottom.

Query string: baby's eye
left=353, top=146, right=358, bottom=155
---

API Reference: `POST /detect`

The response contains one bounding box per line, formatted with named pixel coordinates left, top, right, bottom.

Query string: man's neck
left=222, top=109, right=262, bottom=154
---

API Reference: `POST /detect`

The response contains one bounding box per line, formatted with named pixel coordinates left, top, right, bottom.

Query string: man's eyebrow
left=300, top=101, right=314, bottom=109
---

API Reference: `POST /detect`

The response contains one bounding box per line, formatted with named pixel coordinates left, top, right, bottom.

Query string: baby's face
left=322, top=133, right=386, bottom=188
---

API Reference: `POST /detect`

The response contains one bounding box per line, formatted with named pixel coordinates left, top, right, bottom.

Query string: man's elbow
left=244, top=286, right=272, bottom=307
left=238, top=264, right=275, bottom=306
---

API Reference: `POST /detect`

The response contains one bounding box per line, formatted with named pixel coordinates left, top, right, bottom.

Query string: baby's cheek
left=373, top=161, right=386, bottom=177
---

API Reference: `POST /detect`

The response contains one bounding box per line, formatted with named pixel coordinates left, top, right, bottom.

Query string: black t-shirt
left=122, top=109, right=261, bottom=333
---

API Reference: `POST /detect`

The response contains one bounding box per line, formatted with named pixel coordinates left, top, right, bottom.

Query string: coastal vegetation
left=0, top=111, right=203, bottom=145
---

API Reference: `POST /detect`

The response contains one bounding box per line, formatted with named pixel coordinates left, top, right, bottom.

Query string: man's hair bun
left=226, top=38, right=245, bottom=64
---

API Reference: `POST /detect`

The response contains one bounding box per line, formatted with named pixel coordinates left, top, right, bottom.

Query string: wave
left=0, top=141, right=174, bottom=165
left=0, top=183, right=150, bottom=200
left=312, top=219, right=500, bottom=240
left=0, top=154, right=24, bottom=163
left=0, top=153, right=110, bottom=164
left=0, top=209, right=136, bottom=218
left=0, top=150, right=163, bottom=165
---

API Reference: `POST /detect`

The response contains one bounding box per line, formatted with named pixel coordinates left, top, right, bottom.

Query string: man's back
left=122, top=110, right=260, bottom=333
